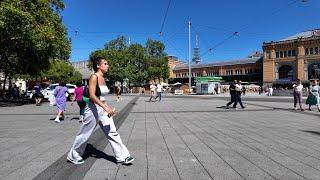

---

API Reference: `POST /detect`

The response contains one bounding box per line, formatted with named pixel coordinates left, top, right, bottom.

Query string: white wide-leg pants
left=68, top=102, right=130, bottom=162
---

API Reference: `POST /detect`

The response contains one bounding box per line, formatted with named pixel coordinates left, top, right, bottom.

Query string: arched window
left=308, top=62, right=320, bottom=80
left=278, top=65, right=293, bottom=80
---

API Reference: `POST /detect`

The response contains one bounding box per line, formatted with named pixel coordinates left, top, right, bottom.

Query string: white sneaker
left=54, top=117, right=60, bottom=123
left=67, top=155, right=84, bottom=165
left=123, top=156, right=134, bottom=164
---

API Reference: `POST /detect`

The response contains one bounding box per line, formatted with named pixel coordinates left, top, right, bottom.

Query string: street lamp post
left=188, top=21, right=192, bottom=93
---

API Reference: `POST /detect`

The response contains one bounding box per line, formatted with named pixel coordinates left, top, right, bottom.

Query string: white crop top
left=99, top=85, right=109, bottom=101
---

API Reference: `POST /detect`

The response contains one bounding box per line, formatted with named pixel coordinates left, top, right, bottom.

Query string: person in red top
left=72, top=81, right=85, bottom=122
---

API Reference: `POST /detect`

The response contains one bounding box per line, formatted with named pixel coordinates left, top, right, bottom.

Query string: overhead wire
left=197, top=0, right=305, bottom=59
left=159, top=0, right=172, bottom=35
left=66, top=25, right=101, bottom=49
left=238, top=0, right=303, bottom=33
left=200, top=31, right=239, bottom=58
left=161, top=34, right=187, bottom=62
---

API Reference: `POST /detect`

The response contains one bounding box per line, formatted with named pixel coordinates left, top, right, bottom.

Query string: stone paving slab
left=0, top=95, right=136, bottom=180
left=1, top=95, right=320, bottom=180
left=82, top=97, right=320, bottom=180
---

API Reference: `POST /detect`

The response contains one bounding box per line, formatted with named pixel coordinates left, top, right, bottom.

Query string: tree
left=41, top=60, right=82, bottom=84
left=147, top=56, right=169, bottom=80
left=104, top=35, right=128, bottom=51
left=0, top=0, right=71, bottom=89
left=127, top=44, right=147, bottom=85
left=90, top=37, right=169, bottom=86
left=146, top=39, right=166, bottom=57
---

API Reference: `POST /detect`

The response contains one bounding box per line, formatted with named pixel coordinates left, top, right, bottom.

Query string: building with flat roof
left=172, top=52, right=263, bottom=84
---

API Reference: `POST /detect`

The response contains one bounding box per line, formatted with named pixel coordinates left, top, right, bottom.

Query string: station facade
left=170, top=29, right=320, bottom=86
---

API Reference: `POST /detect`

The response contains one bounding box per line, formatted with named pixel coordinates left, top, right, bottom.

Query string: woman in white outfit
left=67, top=56, right=134, bottom=165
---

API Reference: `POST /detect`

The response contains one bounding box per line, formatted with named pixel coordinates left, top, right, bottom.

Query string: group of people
left=148, top=80, right=163, bottom=102
left=293, top=79, right=320, bottom=112
left=226, top=80, right=245, bottom=109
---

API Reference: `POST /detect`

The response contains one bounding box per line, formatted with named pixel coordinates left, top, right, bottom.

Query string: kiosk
left=196, top=76, right=222, bottom=94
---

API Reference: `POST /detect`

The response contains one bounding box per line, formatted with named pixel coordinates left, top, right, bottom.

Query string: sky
left=61, top=0, right=320, bottom=64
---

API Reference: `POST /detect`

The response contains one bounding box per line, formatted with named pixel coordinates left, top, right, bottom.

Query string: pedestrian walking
left=67, top=56, right=134, bottom=165
left=71, top=81, right=85, bottom=122
left=53, top=82, right=68, bottom=123
left=155, top=81, right=163, bottom=101
left=226, top=80, right=237, bottom=109
left=115, top=85, right=122, bottom=102
left=148, top=81, right=156, bottom=102
left=233, top=80, right=245, bottom=109
left=292, top=79, right=304, bottom=111
left=242, top=86, right=246, bottom=96
left=33, top=83, right=43, bottom=106
left=305, top=79, right=320, bottom=112
left=268, top=86, right=273, bottom=96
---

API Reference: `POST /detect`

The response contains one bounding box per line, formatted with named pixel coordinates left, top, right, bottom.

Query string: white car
left=42, top=83, right=76, bottom=100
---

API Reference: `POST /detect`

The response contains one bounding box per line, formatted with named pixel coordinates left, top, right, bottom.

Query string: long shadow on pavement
left=82, top=144, right=117, bottom=164
left=300, top=130, right=320, bottom=136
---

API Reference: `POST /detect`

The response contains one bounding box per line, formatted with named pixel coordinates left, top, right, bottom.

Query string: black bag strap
left=83, top=74, right=101, bottom=98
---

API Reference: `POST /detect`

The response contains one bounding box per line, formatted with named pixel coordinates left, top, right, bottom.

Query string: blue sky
left=61, top=0, right=320, bottom=63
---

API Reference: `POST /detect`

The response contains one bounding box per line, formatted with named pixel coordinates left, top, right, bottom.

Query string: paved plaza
left=1, top=95, right=320, bottom=180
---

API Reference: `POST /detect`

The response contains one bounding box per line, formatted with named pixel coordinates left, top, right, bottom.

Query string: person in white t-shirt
left=155, top=83, right=163, bottom=101
left=268, top=86, right=273, bottom=96
left=233, top=80, right=245, bottom=109
left=149, top=81, right=156, bottom=102
left=293, top=79, right=304, bottom=111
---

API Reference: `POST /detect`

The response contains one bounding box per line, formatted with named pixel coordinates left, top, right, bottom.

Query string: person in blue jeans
left=155, top=82, right=163, bottom=101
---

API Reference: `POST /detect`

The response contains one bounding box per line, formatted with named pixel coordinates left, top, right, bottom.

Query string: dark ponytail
left=91, top=56, right=105, bottom=72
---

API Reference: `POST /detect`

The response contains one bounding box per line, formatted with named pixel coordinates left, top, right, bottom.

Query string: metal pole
left=188, top=21, right=191, bottom=93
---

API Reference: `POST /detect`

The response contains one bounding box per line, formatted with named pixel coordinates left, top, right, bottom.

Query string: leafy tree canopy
left=90, top=37, right=169, bottom=86
left=104, top=35, right=128, bottom=51
left=0, top=0, right=71, bottom=77
left=41, top=60, right=82, bottom=84
left=146, top=39, right=166, bottom=57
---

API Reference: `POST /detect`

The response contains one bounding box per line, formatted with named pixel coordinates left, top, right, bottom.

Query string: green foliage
left=0, top=0, right=71, bottom=77
left=104, top=35, right=128, bottom=51
left=90, top=37, right=169, bottom=86
left=41, top=60, right=82, bottom=84
left=146, top=39, right=166, bottom=57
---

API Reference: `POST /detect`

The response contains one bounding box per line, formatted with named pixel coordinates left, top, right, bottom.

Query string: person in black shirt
left=226, top=80, right=237, bottom=109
